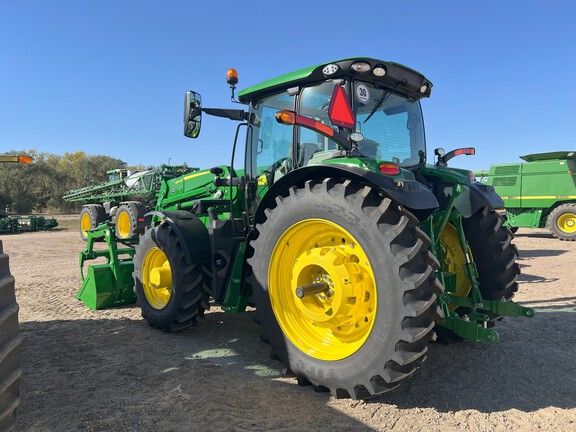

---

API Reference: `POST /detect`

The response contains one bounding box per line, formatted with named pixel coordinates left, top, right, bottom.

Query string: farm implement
left=63, top=164, right=197, bottom=240
left=76, top=58, right=534, bottom=399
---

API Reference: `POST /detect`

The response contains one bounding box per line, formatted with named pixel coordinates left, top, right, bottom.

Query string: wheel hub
left=117, top=211, right=132, bottom=239
left=142, top=247, right=172, bottom=309
left=558, top=212, right=576, bottom=233
left=268, top=219, right=376, bottom=361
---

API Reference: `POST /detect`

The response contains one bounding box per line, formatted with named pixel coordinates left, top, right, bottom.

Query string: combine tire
left=115, top=201, right=146, bottom=240
left=463, top=206, right=519, bottom=310
left=79, top=204, right=107, bottom=241
left=247, top=179, right=441, bottom=399
left=0, top=241, right=21, bottom=431
left=547, top=203, right=576, bottom=241
left=133, top=223, right=211, bottom=332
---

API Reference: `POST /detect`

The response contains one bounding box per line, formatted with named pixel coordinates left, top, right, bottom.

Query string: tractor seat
left=298, top=143, right=320, bottom=167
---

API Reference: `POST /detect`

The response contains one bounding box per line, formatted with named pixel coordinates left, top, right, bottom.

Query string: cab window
left=297, top=81, right=341, bottom=166
left=247, top=92, right=295, bottom=185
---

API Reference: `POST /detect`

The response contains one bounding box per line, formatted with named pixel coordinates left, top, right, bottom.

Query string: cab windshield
left=353, top=81, right=426, bottom=167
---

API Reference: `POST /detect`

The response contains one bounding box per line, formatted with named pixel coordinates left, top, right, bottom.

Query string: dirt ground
left=2, top=224, right=575, bottom=431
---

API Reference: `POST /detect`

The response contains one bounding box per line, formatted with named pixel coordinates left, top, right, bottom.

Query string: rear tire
left=463, top=206, right=519, bottom=319
left=133, top=223, right=211, bottom=332
left=115, top=201, right=146, bottom=240
left=0, top=241, right=21, bottom=432
left=547, top=203, right=576, bottom=241
left=79, top=204, right=107, bottom=241
left=248, top=179, right=441, bottom=399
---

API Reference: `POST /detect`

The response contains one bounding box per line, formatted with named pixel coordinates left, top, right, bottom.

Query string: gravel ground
left=2, top=226, right=575, bottom=431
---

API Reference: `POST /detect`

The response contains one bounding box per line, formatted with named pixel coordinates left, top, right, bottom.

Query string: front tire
left=248, top=179, right=441, bottom=399
left=133, top=223, right=211, bottom=332
left=547, top=203, right=576, bottom=241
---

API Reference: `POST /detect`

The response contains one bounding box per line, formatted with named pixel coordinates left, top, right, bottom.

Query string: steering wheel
left=261, top=157, right=293, bottom=184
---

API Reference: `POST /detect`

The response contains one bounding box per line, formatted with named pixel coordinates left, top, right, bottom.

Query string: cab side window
left=247, top=92, right=295, bottom=184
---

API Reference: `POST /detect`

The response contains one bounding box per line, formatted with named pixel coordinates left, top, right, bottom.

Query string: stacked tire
left=0, top=240, right=21, bottom=431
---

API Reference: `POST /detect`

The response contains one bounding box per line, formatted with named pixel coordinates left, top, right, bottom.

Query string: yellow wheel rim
left=557, top=212, right=576, bottom=234
left=439, top=223, right=472, bottom=308
left=268, top=219, right=377, bottom=361
left=81, top=212, right=92, bottom=236
left=142, top=247, right=172, bottom=309
left=117, top=211, right=132, bottom=239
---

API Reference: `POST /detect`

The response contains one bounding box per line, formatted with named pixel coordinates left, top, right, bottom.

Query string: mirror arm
left=202, top=108, right=247, bottom=121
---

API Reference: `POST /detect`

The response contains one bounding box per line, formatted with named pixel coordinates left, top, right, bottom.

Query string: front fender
left=255, top=164, right=439, bottom=223
left=145, top=210, right=211, bottom=265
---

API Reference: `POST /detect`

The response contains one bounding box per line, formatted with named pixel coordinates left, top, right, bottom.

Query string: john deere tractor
left=81, top=58, right=533, bottom=399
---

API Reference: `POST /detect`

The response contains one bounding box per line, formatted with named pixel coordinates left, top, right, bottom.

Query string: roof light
left=322, top=64, right=339, bottom=76
left=419, top=82, right=430, bottom=93
left=378, top=163, right=400, bottom=176
left=351, top=62, right=371, bottom=73
left=328, top=86, right=355, bottom=129
left=373, top=66, right=386, bottom=77
left=226, top=68, right=239, bottom=86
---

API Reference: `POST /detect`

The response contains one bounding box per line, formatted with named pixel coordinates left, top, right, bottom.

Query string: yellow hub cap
left=557, top=212, right=576, bottom=234
left=142, top=247, right=172, bottom=309
left=268, top=219, right=376, bottom=361
left=81, top=213, right=92, bottom=236
left=117, top=211, right=132, bottom=239
left=440, top=223, right=472, bottom=307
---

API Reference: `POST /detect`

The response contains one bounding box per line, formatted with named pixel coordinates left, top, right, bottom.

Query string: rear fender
left=145, top=210, right=211, bottom=265
left=254, top=164, right=439, bottom=224
left=438, top=182, right=504, bottom=218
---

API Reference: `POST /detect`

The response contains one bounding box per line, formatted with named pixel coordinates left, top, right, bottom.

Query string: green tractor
left=82, top=58, right=533, bottom=399
left=475, top=151, right=576, bottom=240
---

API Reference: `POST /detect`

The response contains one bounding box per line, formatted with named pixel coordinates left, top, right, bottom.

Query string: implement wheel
left=0, top=241, right=21, bottom=431
left=115, top=201, right=146, bottom=240
left=79, top=204, right=107, bottom=241
left=248, top=179, right=441, bottom=399
left=547, top=203, right=576, bottom=241
left=133, top=222, right=211, bottom=332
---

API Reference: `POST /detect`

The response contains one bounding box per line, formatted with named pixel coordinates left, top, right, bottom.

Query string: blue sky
left=1, top=0, right=574, bottom=172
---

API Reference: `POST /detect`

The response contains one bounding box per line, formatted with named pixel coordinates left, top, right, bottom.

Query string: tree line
left=0, top=150, right=132, bottom=214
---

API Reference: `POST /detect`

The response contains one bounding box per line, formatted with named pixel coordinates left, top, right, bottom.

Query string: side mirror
left=184, top=91, right=202, bottom=138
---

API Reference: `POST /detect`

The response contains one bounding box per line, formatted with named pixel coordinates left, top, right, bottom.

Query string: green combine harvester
left=63, top=165, right=197, bottom=240
left=475, top=151, right=576, bottom=240
left=79, top=57, right=533, bottom=399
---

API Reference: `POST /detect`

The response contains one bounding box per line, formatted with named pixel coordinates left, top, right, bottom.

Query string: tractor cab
left=184, top=58, right=434, bottom=216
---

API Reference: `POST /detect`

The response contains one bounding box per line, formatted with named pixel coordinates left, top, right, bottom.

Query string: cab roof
left=237, top=57, right=432, bottom=104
